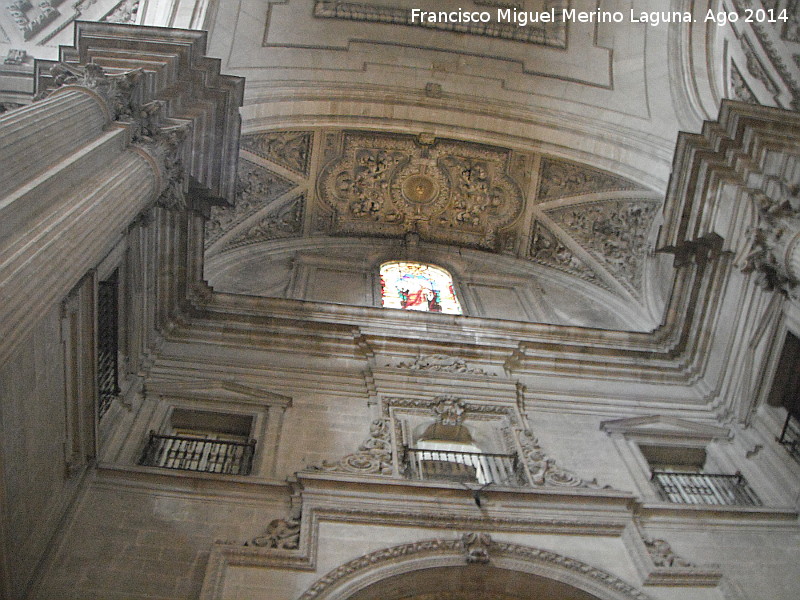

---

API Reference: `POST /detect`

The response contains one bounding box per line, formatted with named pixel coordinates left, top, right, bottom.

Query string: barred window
left=97, top=269, right=120, bottom=418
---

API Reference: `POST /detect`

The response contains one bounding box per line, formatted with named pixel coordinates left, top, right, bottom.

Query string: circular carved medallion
left=401, top=174, right=439, bottom=204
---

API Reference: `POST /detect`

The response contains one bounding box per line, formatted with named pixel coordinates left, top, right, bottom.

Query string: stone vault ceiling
left=204, top=129, right=663, bottom=309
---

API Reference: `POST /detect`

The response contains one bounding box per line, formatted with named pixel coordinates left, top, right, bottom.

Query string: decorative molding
left=3, top=48, right=27, bottom=64
left=316, top=131, right=524, bottom=251
left=312, top=1, right=567, bottom=49
left=599, top=415, right=732, bottom=443
left=296, top=536, right=654, bottom=600
left=6, top=0, right=61, bottom=41
left=241, top=131, right=313, bottom=176
left=392, top=354, right=496, bottom=377
left=537, top=158, right=642, bottom=200
left=306, top=419, right=393, bottom=475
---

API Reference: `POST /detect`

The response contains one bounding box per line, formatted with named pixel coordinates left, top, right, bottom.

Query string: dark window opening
left=97, top=269, right=120, bottom=418
left=641, top=443, right=761, bottom=506
left=769, top=333, right=800, bottom=464
left=139, top=410, right=256, bottom=475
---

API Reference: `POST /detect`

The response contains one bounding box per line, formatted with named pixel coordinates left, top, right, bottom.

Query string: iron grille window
left=97, top=269, right=120, bottom=418
left=139, top=431, right=256, bottom=475
left=403, top=446, right=525, bottom=486
left=651, top=471, right=762, bottom=506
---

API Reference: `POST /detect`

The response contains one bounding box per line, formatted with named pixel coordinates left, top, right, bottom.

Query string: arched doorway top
left=298, top=534, right=653, bottom=600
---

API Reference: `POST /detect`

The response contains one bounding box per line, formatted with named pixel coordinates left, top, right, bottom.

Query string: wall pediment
left=600, top=416, right=732, bottom=442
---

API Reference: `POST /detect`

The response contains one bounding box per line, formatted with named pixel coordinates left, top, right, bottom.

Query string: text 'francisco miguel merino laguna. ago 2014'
left=409, top=7, right=790, bottom=28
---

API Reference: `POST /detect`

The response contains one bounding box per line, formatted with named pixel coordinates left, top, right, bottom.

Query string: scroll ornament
left=309, top=419, right=393, bottom=475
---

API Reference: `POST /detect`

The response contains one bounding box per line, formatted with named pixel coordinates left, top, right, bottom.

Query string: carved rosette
left=310, top=419, right=393, bottom=475
left=317, top=132, right=524, bottom=249
left=247, top=518, right=301, bottom=550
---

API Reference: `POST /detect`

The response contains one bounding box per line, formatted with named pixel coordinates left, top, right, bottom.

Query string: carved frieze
left=393, top=354, right=495, bottom=376
left=223, top=194, right=305, bottom=251
left=537, top=158, right=642, bottom=200
left=205, top=159, right=296, bottom=247
left=528, top=221, right=603, bottom=285
left=308, top=419, right=393, bottom=475
left=312, top=1, right=567, bottom=49
left=241, top=131, right=313, bottom=176
left=546, top=200, right=659, bottom=291
left=317, top=132, right=524, bottom=250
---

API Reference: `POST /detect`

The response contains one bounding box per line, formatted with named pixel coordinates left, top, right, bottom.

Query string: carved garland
left=297, top=535, right=654, bottom=600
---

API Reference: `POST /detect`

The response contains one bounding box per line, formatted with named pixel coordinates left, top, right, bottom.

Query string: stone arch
left=298, top=536, right=653, bottom=600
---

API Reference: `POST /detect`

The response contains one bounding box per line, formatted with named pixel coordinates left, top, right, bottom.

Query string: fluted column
left=0, top=89, right=110, bottom=196
left=0, top=67, right=167, bottom=367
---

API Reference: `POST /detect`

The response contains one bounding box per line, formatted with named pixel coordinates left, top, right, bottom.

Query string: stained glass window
left=380, top=262, right=462, bottom=314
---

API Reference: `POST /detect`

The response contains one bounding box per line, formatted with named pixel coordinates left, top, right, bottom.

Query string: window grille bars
left=139, top=432, right=256, bottom=475
left=97, top=270, right=120, bottom=418
left=403, top=447, right=525, bottom=486
left=651, top=471, right=762, bottom=506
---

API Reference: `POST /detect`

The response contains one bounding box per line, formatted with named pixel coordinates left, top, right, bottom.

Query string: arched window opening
left=380, top=261, right=462, bottom=314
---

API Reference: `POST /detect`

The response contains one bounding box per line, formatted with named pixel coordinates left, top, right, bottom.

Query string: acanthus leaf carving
left=247, top=518, right=301, bottom=551
left=461, top=532, right=492, bottom=564
left=37, top=63, right=143, bottom=121
left=517, top=429, right=609, bottom=489
left=642, top=536, right=694, bottom=568
left=223, top=194, right=305, bottom=251
left=241, top=131, right=313, bottom=176
left=529, top=221, right=603, bottom=285
left=546, top=200, right=659, bottom=292
left=307, top=418, right=393, bottom=476
left=537, top=158, right=642, bottom=200
left=432, top=396, right=467, bottom=426
left=205, top=160, right=296, bottom=248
